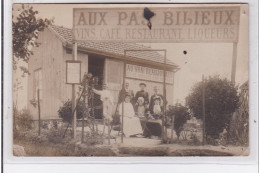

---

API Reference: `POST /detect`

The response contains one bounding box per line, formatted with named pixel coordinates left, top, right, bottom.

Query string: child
left=118, top=94, right=143, bottom=137
left=136, top=97, right=146, bottom=118
left=152, top=97, right=162, bottom=119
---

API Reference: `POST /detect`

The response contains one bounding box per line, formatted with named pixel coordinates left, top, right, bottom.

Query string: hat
left=139, top=83, right=146, bottom=87
left=125, top=93, right=131, bottom=98
left=154, top=96, right=161, bottom=101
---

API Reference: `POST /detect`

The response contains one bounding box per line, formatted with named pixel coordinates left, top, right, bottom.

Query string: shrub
left=186, top=75, right=239, bottom=140
left=52, top=120, right=58, bottom=129
left=41, top=122, right=48, bottom=129
left=166, top=104, right=191, bottom=140
left=189, top=132, right=201, bottom=145
left=111, top=112, right=120, bottom=125
left=46, top=128, right=65, bottom=144
left=58, top=100, right=86, bottom=123
left=84, top=131, right=104, bottom=145
left=15, top=109, right=33, bottom=131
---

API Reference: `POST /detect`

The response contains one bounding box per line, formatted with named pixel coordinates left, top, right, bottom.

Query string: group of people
left=119, top=82, right=166, bottom=118
left=92, top=80, right=166, bottom=138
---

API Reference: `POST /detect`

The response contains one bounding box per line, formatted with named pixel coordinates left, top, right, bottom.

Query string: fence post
left=202, top=75, right=206, bottom=145
left=171, top=114, right=174, bottom=143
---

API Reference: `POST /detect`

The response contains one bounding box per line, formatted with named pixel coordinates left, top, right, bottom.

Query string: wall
left=28, top=28, right=89, bottom=120
left=62, top=48, right=89, bottom=104
left=28, top=28, right=64, bottom=120
left=104, top=58, right=124, bottom=105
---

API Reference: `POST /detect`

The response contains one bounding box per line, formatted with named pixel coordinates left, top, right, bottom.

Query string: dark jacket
left=149, top=94, right=167, bottom=114
left=118, top=88, right=134, bottom=105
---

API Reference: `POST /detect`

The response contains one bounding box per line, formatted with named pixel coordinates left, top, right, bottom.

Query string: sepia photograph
left=12, top=3, right=249, bottom=157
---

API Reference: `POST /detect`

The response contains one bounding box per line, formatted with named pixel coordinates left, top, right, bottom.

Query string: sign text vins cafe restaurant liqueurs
left=73, top=6, right=240, bottom=42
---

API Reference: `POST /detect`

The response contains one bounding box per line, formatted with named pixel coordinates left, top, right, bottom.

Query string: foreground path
left=94, top=137, right=248, bottom=156
left=76, top=125, right=248, bottom=156
left=14, top=135, right=248, bottom=156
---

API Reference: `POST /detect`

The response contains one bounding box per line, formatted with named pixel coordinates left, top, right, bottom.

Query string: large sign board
left=73, top=6, right=240, bottom=42
left=125, top=64, right=174, bottom=84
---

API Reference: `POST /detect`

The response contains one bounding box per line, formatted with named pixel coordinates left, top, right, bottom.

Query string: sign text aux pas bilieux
left=73, top=7, right=240, bottom=42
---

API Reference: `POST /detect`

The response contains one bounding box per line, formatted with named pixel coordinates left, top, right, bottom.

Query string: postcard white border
left=3, top=0, right=258, bottom=169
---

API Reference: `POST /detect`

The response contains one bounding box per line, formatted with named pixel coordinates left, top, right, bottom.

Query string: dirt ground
left=13, top=123, right=248, bottom=157
left=14, top=135, right=248, bottom=157
left=79, top=125, right=249, bottom=156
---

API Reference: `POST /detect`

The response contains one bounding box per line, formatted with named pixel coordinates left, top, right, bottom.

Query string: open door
left=104, top=59, right=124, bottom=105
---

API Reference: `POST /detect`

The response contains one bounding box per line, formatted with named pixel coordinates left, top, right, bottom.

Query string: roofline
left=64, top=42, right=179, bottom=71
left=47, top=25, right=67, bottom=43
left=47, top=25, right=179, bottom=71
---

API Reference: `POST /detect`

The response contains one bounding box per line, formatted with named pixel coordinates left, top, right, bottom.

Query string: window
left=106, top=60, right=123, bottom=84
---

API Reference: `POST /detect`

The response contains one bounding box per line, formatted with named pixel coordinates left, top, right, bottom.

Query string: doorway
left=88, top=55, right=105, bottom=86
left=88, top=55, right=105, bottom=119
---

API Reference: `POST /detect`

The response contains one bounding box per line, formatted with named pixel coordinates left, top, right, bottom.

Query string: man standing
left=134, top=83, right=149, bottom=108
left=149, top=86, right=167, bottom=114
left=118, top=81, right=134, bottom=105
left=92, top=83, right=114, bottom=122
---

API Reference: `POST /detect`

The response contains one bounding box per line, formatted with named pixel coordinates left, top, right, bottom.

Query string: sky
left=13, top=4, right=249, bottom=109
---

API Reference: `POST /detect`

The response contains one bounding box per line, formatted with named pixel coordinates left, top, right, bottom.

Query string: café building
left=28, top=25, right=179, bottom=120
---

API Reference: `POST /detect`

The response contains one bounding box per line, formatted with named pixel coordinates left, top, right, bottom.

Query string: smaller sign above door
left=126, top=64, right=174, bottom=84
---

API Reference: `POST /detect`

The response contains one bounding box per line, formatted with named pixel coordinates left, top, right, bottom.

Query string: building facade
left=28, top=25, right=179, bottom=120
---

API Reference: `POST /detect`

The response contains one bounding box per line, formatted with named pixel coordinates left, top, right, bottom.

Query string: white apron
left=119, top=102, right=143, bottom=137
